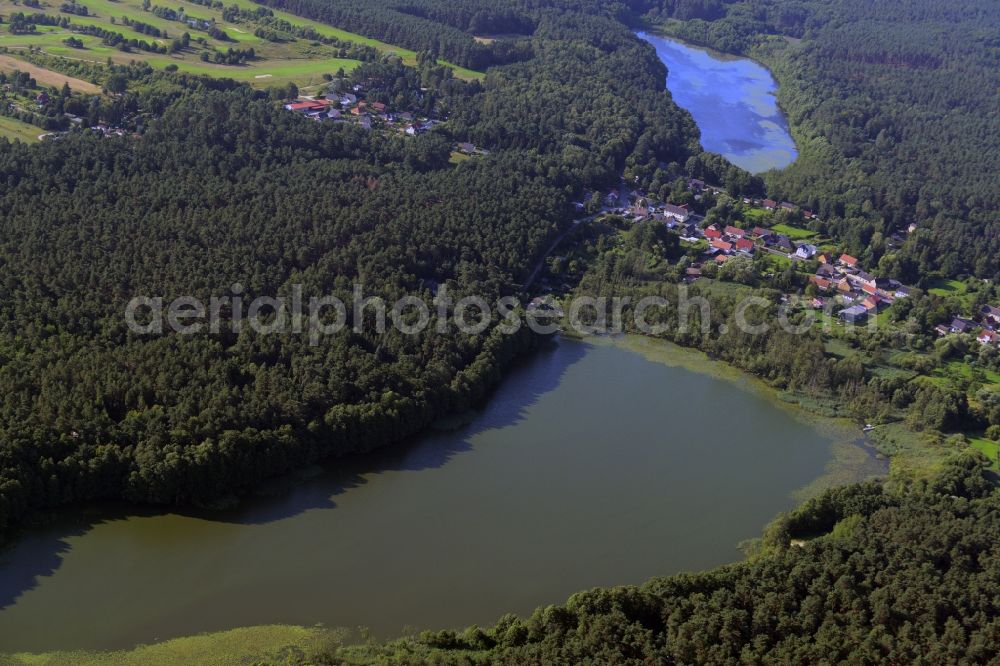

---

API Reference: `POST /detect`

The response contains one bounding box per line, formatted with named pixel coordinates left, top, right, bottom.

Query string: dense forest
left=0, top=1, right=703, bottom=537
left=639, top=0, right=1000, bottom=281
left=311, top=452, right=1000, bottom=664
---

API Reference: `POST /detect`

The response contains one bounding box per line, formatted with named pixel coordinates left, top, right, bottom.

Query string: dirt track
left=0, top=55, right=102, bottom=94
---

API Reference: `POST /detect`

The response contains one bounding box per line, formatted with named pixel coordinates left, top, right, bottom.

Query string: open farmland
left=0, top=0, right=481, bottom=87
left=0, top=54, right=101, bottom=92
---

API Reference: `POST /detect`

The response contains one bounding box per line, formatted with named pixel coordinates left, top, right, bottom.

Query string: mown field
left=0, top=0, right=481, bottom=88
left=0, top=113, right=42, bottom=142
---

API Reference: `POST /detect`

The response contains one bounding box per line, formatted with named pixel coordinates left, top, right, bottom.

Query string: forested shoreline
left=638, top=0, right=1000, bottom=281
left=313, top=452, right=1000, bottom=664
left=0, top=0, right=703, bottom=538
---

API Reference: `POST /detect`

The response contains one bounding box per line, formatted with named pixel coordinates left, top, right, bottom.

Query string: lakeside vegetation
left=642, top=0, right=1000, bottom=282
left=534, top=199, right=1000, bottom=479
left=1, top=0, right=999, bottom=662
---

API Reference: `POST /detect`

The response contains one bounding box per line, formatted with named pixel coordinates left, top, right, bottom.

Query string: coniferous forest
left=643, top=0, right=1000, bottom=280
left=1, top=0, right=1000, bottom=662
left=0, top=1, right=700, bottom=537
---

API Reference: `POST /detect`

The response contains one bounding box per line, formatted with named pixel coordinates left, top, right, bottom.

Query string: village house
left=630, top=198, right=650, bottom=218
left=724, top=225, right=747, bottom=238
left=704, top=225, right=723, bottom=240
left=838, top=253, right=859, bottom=268
left=810, top=275, right=833, bottom=291
left=795, top=243, right=817, bottom=259
left=935, top=324, right=951, bottom=336
left=714, top=253, right=729, bottom=264
left=458, top=142, right=476, bottom=153
left=284, top=99, right=329, bottom=114
left=839, top=305, right=868, bottom=324
left=981, top=305, right=1000, bottom=327
left=978, top=330, right=1000, bottom=346
left=751, top=226, right=772, bottom=240
left=681, top=223, right=700, bottom=240
left=779, top=201, right=797, bottom=212
left=862, top=295, right=886, bottom=312
left=773, top=235, right=794, bottom=252
left=735, top=238, right=754, bottom=254
left=663, top=203, right=690, bottom=222
left=762, top=199, right=777, bottom=210
left=950, top=317, right=976, bottom=334
left=688, top=178, right=705, bottom=192
left=711, top=238, right=734, bottom=253
left=816, top=263, right=839, bottom=278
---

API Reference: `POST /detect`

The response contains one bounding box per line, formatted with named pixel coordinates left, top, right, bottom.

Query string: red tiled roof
left=839, top=253, right=858, bottom=266
left=810, top=276, right=832, bottom=290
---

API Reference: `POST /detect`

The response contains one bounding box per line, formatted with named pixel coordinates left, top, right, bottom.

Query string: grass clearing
left=771, top=223, right=816, bottom=239
left=0, top=114, right=42, bottom=142
left=742, top=207, right=769, bottom=222
left=970, top=436, right=999, bottom=468
left=0, top=625, right=348, bottom=666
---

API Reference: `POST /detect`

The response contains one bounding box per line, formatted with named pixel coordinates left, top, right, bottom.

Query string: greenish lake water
left=0, top=336, right=880, bottom=652
left=638, top=31, right=798, bottom=173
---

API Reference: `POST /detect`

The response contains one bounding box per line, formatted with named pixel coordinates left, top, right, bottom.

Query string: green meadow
left=0, top=0, right=482, bottom=87
left=0, top=114, right=42, bottom=142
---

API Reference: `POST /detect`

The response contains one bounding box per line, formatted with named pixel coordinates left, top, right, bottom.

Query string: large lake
left=638, top=31, right=797, bottom=173
left=0, top=336, right=880, bottom=652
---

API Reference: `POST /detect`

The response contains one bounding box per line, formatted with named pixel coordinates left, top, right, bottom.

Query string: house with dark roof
left=816, top=263, right=839, bottom=278
left=774, top=235, right=793, bottom=252
left=663, top=203, right=690, bottom=222
left=839, top=305, right=868, bottom=323
left=950, top=317, right=976, bottom=334
left=762, top=199, right=777, bottom=210
left=981, top=304, right=1000, bottom=326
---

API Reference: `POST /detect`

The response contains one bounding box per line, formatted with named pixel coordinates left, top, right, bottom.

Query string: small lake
left=637, top=31, right=798, bottom=173
left=0, top=336, right=880, bottom=653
